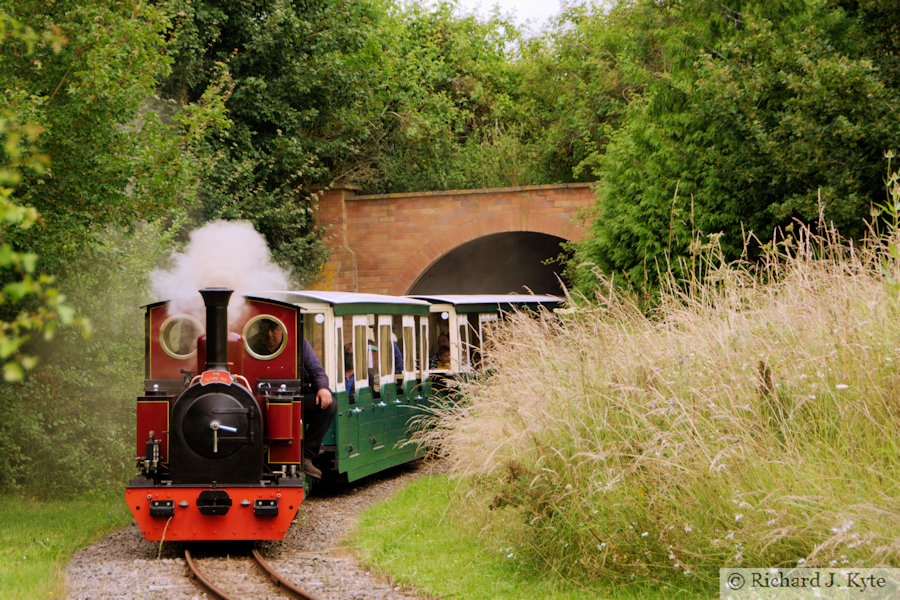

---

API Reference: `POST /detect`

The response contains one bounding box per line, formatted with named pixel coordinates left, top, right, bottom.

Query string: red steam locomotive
left=125, top=288, right=309, bottom=541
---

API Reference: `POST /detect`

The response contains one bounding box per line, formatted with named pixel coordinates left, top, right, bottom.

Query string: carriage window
left=379, top=323, right=393, bottom=377
left=159, top=314, right=203, bottom=360
left=477, top=313, right=499, bottom=370
left=403, top=325, right=415, bottom=373
left=335, top=322, right=345, bottom=391
left=354, top=324, right=368, bottom=386
left=303, top=313, right=325, bottom=375
left=428, top=311, right=451, bottom=370
left=244, top=315, right=288, bottom=360
left=419, top=319, right=428, bottom=375
left=458, top=316, right=471, bottom=369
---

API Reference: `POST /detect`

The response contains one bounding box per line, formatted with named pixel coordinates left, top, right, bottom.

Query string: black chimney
left=199, top=287, right=233, bottom=372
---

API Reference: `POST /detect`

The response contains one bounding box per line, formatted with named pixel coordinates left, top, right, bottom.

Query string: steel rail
left=184, top=548, right=233, bottom=600
left=251, top=547, right=323, bottom=600
left=184, top=547, right=324, bottom=600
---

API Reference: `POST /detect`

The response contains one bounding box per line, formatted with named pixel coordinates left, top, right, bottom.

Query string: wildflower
left=835, top=384, right=849, bottom=390
left=684, top=524, right=692, bottom=533
left=798, top=558, right=806, bottom=565
left=735, top=513, right=744, bottom=522
left=726, top=532, right=735, bottom=540
left=641, top=531, right=649, bottom=537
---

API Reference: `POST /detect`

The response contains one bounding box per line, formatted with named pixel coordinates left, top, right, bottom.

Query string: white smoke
left=151, top=220, right=290, bottom=324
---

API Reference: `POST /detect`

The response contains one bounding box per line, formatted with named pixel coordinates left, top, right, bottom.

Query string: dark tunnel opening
left=407, top=231, right=569, bottom=295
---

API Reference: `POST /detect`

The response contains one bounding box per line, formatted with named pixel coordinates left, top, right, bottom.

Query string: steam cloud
left=151, top=220, right=290, bottom=323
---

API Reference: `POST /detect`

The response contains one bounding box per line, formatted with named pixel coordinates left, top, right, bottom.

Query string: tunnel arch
left=406, top=231, right=570, bottom=295
left=387, top=211, right=585, bottom=296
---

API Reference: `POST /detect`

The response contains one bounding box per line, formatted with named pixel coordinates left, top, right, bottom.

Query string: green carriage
left=409, top=294, right=563, bottom=374
left=256, top=291, right=434, bottom=483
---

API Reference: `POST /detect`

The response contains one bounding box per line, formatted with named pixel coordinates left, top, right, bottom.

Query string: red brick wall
left=310, top=183, right=596, bottom=295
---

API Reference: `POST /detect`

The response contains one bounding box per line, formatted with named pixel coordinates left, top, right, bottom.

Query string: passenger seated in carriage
left=429, top=332, right=450, bottom=369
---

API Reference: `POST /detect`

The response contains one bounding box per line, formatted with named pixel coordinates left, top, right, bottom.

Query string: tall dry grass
left=423, top=209, right=900, bottom=586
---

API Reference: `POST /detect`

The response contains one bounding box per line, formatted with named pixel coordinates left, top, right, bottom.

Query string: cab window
left=244, top=315, right=287, bottom=360
left=160, top=314, right=203, bottom=360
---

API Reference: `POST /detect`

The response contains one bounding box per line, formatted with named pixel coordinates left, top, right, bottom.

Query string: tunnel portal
left=407, top=231, right=569, bottom=295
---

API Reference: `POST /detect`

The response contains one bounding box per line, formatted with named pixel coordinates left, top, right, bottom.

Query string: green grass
left=0, top=494, right=132, bottom=600
left=350, top=474, right=703, bottom=599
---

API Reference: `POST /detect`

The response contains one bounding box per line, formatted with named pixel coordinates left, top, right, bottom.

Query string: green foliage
left=0, top=495, right=130, bottom=599
left=0, top=1, right=226, bottom=496
left=0, top=221, right=185, bottom=496
left=0, top=12, right=85, bottom=382
left=571, top=0, right=900, bottom=290
left=366, top=2, right=544, bottom=191
left=161, top=1, right=550, bottom=281
left=161, top=0, right=386, bottom=282
left=1, top=0, right=227, bottom=271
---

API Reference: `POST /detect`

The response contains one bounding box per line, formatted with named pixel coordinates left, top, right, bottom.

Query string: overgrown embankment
left=424, top=228, right=900, bottom=588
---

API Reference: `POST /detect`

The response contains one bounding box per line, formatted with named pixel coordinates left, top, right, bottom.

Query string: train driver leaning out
left=299, top=335, right=336, bottom=479
left=248, top=319, right=334, bottom=478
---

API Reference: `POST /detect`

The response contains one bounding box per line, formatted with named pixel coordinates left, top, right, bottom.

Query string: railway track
left=184, top=547, right=324, bottom=600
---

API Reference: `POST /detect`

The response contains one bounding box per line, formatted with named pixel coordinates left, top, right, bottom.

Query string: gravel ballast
left=66, top=461, right=436, bottom=600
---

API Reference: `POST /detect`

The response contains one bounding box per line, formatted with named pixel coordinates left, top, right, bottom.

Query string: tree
left=0, top=12, right=83, bottom=381
left=572, top=0, right=900, bottom=289
left=364, top=1, right=540, bottom=192
left=161, top=0, right=390, bottom=282
left=1, top=0, right=228, bottom=272
left=161, top=0, right=545, bottom=281
left=0, top=1, right=228, bottom=495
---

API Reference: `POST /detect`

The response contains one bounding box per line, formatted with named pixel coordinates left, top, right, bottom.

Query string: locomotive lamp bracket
left=149, top=499, right=174, bottom=518
left=254, top=499, right=278, bottom=517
